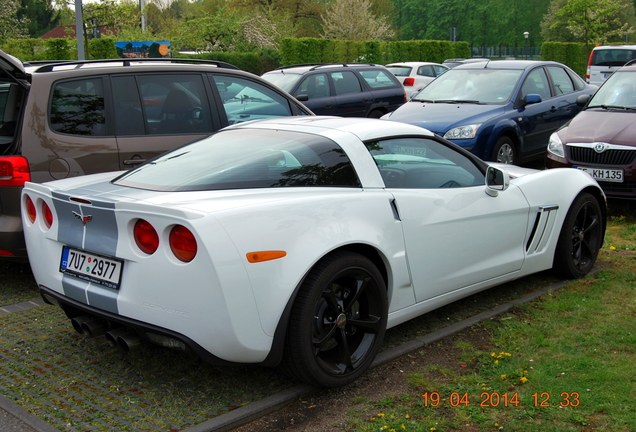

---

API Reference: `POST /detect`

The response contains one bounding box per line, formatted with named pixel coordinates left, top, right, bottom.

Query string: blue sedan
left=382, top=60, right=597, bottom=164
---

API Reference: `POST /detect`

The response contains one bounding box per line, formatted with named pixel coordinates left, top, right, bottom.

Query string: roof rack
left=32, top=58, right=240, bottom=73
left=274, top=63, right=380, bottom=72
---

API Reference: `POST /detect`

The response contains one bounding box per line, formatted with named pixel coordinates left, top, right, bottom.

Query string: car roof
left=386, top=62, right=443, bottom=66
left=266, top=63, right=388, bottom=74
left=451, top=59, right=564, bottom=70
left=227, top=115, right=435, bottom=141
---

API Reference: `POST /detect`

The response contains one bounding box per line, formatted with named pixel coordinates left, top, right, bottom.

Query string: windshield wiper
left=434, top=99, right=484, bottom=104
left=588, top=105, right=636, bottom=111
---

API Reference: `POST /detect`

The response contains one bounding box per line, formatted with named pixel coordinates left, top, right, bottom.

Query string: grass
left=0, top=205, right=633, bottom=431
left=341, top=206, right=636, bottom=432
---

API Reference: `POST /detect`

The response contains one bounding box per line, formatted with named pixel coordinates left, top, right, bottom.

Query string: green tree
left=322, top=0, right=395, bottom=40
left=542, top=0, right=636, bottom=44
left=17, top=0, right=60, bottom=37
left=0, top=0, right=30, bottom=43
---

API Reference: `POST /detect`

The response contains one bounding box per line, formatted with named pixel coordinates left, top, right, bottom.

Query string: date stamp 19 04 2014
left=422, top=392, right=580, bottom=408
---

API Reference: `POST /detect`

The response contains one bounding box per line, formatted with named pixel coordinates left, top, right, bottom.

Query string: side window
left=50, top=78, right=106, bottom=136
left=547, top=66, right=575, bottom=95
left=111, top=76, right=145, bottom=136
left=211, top=75, right=293, bottom=125
left=331, top=71, right=363, bottom=95
left=136, top=74, right=213, bottom=135
left=432, top=65, right=448, bottom=76
left=521, top=68, right=551, bottom=100
left=417, top=65, right=435, bottom=77
left=0, top=83, right=21, bottom=141
left=359, top=69, right=399, bottom=89
left=366, top=137, right=484, bottom=189
left=296, top=73, right=330, bottom=99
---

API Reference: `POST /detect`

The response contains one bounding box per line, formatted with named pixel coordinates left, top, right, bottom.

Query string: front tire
left=280, top=251, right=388, bottom=387
left=492, top=136, right=515, bottom=164
left=553, top=192, right=604, bottom=279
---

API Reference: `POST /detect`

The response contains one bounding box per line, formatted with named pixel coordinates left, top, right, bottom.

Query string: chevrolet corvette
left=22, top=116, right=606, bottom=387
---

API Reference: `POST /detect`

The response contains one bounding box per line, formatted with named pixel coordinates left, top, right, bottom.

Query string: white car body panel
left=22, top=116, right=605, bottom=366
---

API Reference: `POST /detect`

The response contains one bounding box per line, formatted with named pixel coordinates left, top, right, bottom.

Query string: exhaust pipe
left=70, top=315, right=94, bottom=334
left=80, top=319, right=106, bottom=338
left=105, top=328, right=141, bottom=352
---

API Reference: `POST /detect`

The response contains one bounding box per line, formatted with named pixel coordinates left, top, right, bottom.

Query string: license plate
left=394, top=145, right=427, bottom=156
left=575, top=166, right=624, bottom=183
left=60, top=246, right=123, bottom=289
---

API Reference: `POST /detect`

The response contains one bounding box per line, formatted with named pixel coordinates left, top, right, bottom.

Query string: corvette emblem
left=593, top=142, right=609, bottom=153
left=72, top=211, right=92, bottom=225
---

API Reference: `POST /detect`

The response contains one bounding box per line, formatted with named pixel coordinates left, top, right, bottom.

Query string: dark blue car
left=382, top=60, right=597, bottom=164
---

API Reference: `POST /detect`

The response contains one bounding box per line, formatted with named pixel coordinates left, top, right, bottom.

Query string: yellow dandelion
left=405, top=414, right=410, bottom=419
left=519, top=376, right=529, bottom=383
left=610, top=246, right=617, bottom=250
left=494, top=360, right=499, bottom=364
left=491, top=353, right=496, bottom=357
left=401, top=424, right=407, bottom=429
left=501, top=374, right=507, bottom=380
left=378, top=413, right=386, bottom=418
left=430, top=428, right=437, bottom=431
left=371, top=417, right=376, bottom=422
left=495, top=423, right=500, bottom=427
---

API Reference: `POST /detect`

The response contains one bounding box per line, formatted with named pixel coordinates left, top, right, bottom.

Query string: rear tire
left=367, top=109, right=384, bottom=118
left=279, top=251, right=387, bottom=387
left=553, top=192, right=604, bottom=279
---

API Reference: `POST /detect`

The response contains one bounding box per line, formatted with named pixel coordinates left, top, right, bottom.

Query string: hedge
left=541, top=42, right=592, bottom=77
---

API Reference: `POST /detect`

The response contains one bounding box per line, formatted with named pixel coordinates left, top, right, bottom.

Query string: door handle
left=123, top=158, right=147, bottom=166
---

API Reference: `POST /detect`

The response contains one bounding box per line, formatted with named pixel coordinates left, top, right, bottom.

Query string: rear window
left=386, top=66, right=412, bottom=77
left=114, top=128, right=361, bottom=191
left=591, top=49, right=636, bottom=67
left=358, top=69, right=401, bottom=89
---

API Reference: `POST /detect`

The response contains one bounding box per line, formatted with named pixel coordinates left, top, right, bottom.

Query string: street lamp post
left=524, top=32, right=530, bottom=60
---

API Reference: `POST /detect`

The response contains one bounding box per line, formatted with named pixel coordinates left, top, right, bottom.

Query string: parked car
left=442, top=58, right=489, bottom=68
left=546, top=60, right=636, bottom=200
left=261, top=63, right=406, bottom=118
left=382, top=60, right=597, bottom=164
left=0, top=51, right=313, bottom=261
left=586, top=45, right=636, bottom=86
left=385, top=62, right=448, bottom=98
left=23, top=116, right=606, bottom=388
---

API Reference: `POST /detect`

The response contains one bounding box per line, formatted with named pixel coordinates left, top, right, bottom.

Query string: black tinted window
left=114, top=128, right=361, bottom=191
left=50, top=78, right=106, bottom=136
left=366, top=137, right=484, bottom=189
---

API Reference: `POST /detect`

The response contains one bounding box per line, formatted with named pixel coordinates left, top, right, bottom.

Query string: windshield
left=261, top=72, right=302, bottom=93
left=588, top=71, right=636, bottom=109
left=411, top=69, right=523, bottom=104
left=113, top=128, right=361, bottom=191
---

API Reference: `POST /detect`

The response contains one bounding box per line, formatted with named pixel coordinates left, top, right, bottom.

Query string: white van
left=586, top=45, right=636, bottom=85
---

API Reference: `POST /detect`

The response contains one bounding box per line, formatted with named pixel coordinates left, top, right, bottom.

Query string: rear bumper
left=40, top=285, right=238, bottom=366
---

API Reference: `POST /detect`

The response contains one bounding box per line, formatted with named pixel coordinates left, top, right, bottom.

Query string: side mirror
left=295, top=94, right=309, bottom=102
left=576, top=94, right=591, bottom=107
left=524, top=94, right=542, bottom=106
left=485, top=166, right=510, bottom=197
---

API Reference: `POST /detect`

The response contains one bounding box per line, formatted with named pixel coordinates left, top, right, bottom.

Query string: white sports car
left=22, top=117, right=606, bottom=387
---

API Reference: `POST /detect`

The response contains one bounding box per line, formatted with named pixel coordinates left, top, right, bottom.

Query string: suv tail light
left=169, top=225, right=197, bottom=262
left=586, top=50, right=594, bottom=80
left=0, top=156, right=31, bottom=187
left=134, top=219, right=159, bottom=255
left=403, top=78, right=415, bottom=86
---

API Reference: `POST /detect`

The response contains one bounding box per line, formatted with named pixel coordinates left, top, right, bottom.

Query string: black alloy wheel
left=553, top=192, right=604, bottom=279
left=280, top=251, right=387, bottom=387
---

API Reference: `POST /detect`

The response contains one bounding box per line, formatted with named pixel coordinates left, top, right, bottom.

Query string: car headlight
left=444, top=124, right=481, bottom=139
left=547, top=132, right=565, bottom=158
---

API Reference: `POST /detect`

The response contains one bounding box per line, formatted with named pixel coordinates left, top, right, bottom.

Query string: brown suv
left=0, top=51, right=313, bottom=261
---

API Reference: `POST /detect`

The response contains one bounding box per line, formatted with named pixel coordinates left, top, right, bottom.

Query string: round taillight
left=25, top=196, right=36, bottom=223
left=42, top=202, right=53, bottom=229
left=133, top=219, right=159, bottom=255
left=169, top=225, right=197, bottom=262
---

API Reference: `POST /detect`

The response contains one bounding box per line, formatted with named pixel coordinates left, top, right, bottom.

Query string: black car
left=261, top=63, right=406, bottom=118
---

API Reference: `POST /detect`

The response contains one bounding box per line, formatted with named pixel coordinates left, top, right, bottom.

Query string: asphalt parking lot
left=0, top=259, right=561, bottom=432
